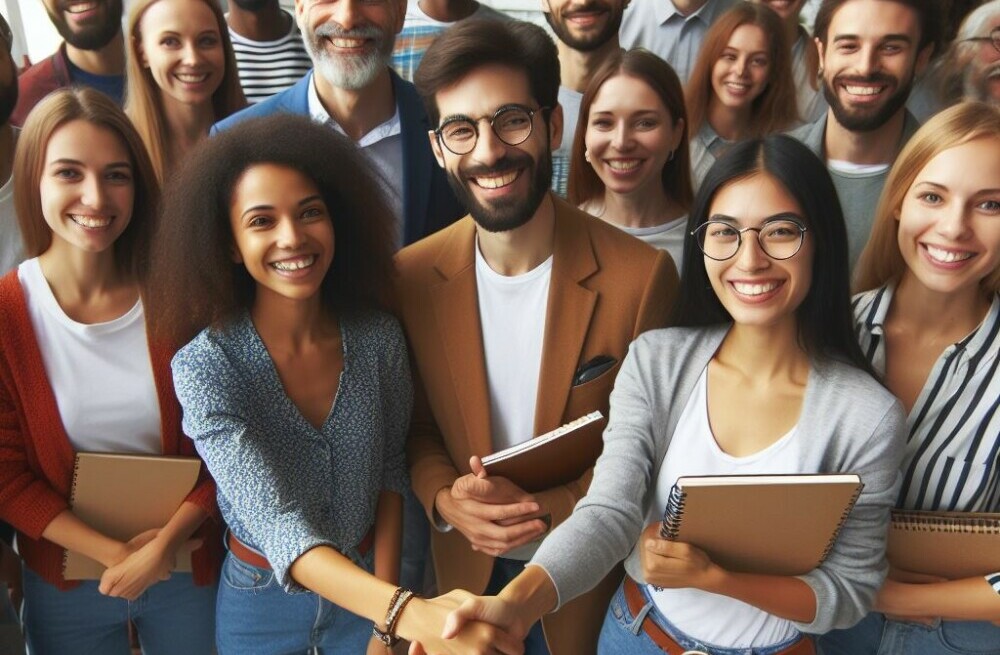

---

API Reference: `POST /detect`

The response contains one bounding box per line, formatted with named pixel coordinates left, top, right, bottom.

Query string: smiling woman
left=124, top=0, right=245, bottom=182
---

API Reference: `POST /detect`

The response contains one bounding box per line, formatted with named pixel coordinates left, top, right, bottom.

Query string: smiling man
left=12, top=0, right=125, bottom=126
left=396, top=19, right=678, bottom=655
left=544, top=0, right=627, bottom=197
left=214, top=0, right=463, bottom=248
left=788, top=0, right=939, bottom=269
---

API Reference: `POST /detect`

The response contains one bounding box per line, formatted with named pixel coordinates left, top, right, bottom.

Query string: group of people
left=0, top=1, right=998, bottom=655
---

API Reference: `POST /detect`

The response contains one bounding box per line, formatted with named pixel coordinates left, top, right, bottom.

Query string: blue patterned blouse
left=172, top=310, right=412, bottom=592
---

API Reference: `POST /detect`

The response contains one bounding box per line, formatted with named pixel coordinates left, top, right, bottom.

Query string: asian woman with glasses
left=420, top=135, right=908, bottom=655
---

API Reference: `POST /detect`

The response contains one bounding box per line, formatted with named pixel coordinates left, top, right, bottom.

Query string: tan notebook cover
left=481, top=412, right=604, bottom=493
left=887, top=510, right=1000, bottom=579
left=64, top=453, right=202, bottom=580
left=660, top=474, right=864, bottom=575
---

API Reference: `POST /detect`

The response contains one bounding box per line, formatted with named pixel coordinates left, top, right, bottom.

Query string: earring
left=584, top=150, right=591, bottom=163
left=667, top=149, right=674, bottom=162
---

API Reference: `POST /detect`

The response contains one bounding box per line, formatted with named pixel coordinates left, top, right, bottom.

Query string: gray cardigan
left=531, top=325, right=907, bottom=634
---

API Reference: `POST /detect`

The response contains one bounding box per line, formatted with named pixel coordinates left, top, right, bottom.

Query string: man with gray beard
left=214, top=0, right=463, bottom=248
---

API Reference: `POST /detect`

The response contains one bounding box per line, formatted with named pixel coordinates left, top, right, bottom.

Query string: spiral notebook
left=63, top=453, right=202, bottom=580
left=887, top=510, right=1000, bottom=579
left=660, top=474, right=863, bottom=576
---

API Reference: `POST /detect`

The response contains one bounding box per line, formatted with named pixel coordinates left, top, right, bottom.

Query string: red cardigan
left=0, top=270, right=221, bottom=589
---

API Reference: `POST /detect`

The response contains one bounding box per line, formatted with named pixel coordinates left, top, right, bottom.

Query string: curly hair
left=146, top=114, right=397, bottom=345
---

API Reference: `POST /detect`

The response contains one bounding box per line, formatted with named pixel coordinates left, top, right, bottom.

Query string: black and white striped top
left=228, top=12, right=312, bottom=105
left=854, top=284, right=1000, bottom=595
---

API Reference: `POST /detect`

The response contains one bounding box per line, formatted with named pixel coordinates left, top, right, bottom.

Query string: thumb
left=441, top=597, right=484, bottom=639
left=469, top=455, right=488, bottom=478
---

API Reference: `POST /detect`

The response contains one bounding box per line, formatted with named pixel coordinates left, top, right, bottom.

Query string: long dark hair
left=672, top=135, right=873, bottom=374
left=147, top=114, right=396, bottom=345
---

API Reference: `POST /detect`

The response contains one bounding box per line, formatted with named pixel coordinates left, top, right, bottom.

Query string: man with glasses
left=954, top=1, right=1000, bottom=107
left=396, top=19, right=678, bottom=655
left=12, top=0, right=125, bottom=126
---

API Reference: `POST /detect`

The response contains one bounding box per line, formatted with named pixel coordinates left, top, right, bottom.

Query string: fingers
left=469, top=456, right=488, bottom=478
left=441, top=597, right=485, bottom=639
left=468, top=519, right=547, bottom=554
left=452, top=475, right=535, bottom=505
left=407, top=641, right=427, bottom=655
left=491, top=626, right=526, bottom=655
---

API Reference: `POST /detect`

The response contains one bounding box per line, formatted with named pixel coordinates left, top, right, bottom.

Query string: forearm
left=372, top=491, right=402, bottom=587
left=881, top=577, right=1000, bottom=622
left=41, top=510, right=123, bottom=568
left=703, top=569, right=817, bottom=624
left=497, top=563, right=559, bottom=628
left=154, top=501, right=208, bottom=552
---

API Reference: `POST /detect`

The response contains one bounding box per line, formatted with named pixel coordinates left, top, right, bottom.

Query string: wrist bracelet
left=372, top=587, right=416, bottom=646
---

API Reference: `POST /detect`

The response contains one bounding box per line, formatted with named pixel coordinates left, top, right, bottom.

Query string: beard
left=232, top=0, right=273, bottom=11
left=543, top=0, right=622, bottom=52
left=447, top=149, right=552, bottom=233
left=46, top=0, right=123, bottom=51
left=964, top=61, right=1000, bottom=106
left=822, top=70, right=914, bottom=132
left=303, top=22, right=393, bottom=91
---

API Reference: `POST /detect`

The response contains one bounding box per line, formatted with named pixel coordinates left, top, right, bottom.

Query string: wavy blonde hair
left=124, top=0, right=245, bottom=183
left=855, top=101, right=1000, bottom=294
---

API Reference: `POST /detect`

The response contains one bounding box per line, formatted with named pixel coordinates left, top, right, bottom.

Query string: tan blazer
left=395, top=197, right=678, bottom=654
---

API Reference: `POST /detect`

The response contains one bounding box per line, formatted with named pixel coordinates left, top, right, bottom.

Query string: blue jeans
left=216, top=550, right=374, bottom=654
left=21, top=565, right=216, bottom=655
left=819, top=612, right=1000, bottom=655
left=401, top=486, right=432, bottom=594
left=598, top=581, right=807, bottom=655
left=485, top=557, right=550, bottom=655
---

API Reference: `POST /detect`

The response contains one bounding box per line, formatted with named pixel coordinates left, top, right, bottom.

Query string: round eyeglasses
left=964, top=27, right=1000, bottom=54
left=692, top=217, right=808, bottom=261
left=434, top=104, right=546, bottom=155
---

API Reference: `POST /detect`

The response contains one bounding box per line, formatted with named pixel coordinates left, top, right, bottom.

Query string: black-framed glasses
left=692, top=216, right=809, bottom=261
left=434, top=104, right=547, bottom=155
left=963, top=27, right=1000, bottom=54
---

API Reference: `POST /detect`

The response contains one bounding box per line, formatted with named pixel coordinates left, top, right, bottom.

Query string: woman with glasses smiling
left=425, top=135, right=907, bottom=655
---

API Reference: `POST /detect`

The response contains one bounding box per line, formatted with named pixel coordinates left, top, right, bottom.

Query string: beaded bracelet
left=372, top=587, right=416, bottom=646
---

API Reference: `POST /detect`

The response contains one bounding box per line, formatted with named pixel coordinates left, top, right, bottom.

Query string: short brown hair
left=146, top=114, right=397, bottom=345
left=14, top=87, right=159, bottom=278
left=414, top=19, right=560, bottom=127
left=814, top=0, right=941, bottom=54
left=685, top=3, right=798, bottom=139
left=568, top=49, right=694, bottom=212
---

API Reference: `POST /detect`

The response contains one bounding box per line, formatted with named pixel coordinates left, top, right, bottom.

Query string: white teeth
left=66, top=2, right=97, bottom=13
left=175, top=72, right=209, bottom=83
left=844, top=85, right=884, bottom=96
left=732, top=281, right=780, bottom=296
left=606, top=160, right=640, bottom=172
left=271, top=255, right=317, bottom=271
left=329, top=38, right=365, bottom=48
left=69, top=214, right=111, bottom=228
left=926, top=245, right=974, bottom=263
left=473, top=171, right=519, bottom=189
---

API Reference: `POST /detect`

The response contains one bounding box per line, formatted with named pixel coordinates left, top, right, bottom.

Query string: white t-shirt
left=0, top=171, right=22, bottom=275
left=475, top=243, right=552, bottom=455
left=648, top=368, right=801, bottom=649
left=620, top=215, right=687, bottom=273
left=18, top=258, right=162, bottom=454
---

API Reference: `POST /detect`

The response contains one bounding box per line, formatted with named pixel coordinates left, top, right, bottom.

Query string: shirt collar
left=659, top=0, right=718, bottom=25
left=307, top=71, right=402, bottom=147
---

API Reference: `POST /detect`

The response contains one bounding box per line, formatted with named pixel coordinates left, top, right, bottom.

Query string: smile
left=69, top=213, right=112, bottom=229
left=730, top=280, right=783, bottom=296
left=471, top=170, right=521, bottom=189
left=326, top=37, right=368, bottom=49
left=174, top=72, right=210, bottom=84
left=270, top=255, right=317, bottom=271
left=605, top=159, right=641, bottom=172
left=66, top=1, right=98, bottom=14
left=842, top=84, right=886, bottom=97
left=724, top=80, right=752, bottom=94
left=923, top=244, right=976, bottom=264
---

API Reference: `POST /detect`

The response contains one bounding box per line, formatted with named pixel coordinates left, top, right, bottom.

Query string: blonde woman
left=125, top=0, right=245, bottom=182
left=820, top=101, right=1000, bottom=654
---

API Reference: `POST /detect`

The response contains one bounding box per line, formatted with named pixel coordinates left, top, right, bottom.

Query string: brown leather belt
left=623, top=577, right=815, bottom=655
left=227, top=527, right=375, bottom=570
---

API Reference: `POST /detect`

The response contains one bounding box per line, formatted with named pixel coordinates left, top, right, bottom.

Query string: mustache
left=562, top=1, right=611, bottom=16
left=314, top=23, right=384, bottom=40
left=832, top=72, right=898, bottom=87
left=461, top=154, right=533, bottom=179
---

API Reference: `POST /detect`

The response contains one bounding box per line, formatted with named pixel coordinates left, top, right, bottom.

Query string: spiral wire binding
left=818, top=483, right=865, bottom=564
left=660, top=484, right=687, bottom=540
left=62, top=456, right=84, bottom=576
left=893, top=512, right=1000, bottom=534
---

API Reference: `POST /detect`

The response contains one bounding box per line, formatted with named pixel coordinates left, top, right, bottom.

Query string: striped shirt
left=391, top=2, right=508, bottom=83
left=854, top=284, right=1000, bottom=595
left=228, top=11, right=312, bottom=105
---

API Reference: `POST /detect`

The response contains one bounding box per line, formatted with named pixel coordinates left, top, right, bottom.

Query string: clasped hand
left=408, top=590, right=528, bottom=655
left=98, top=529, right=202, bottom=601
left=435, top=457, right=549, bottom=557
left=638, top=523, right=721, bottom=590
